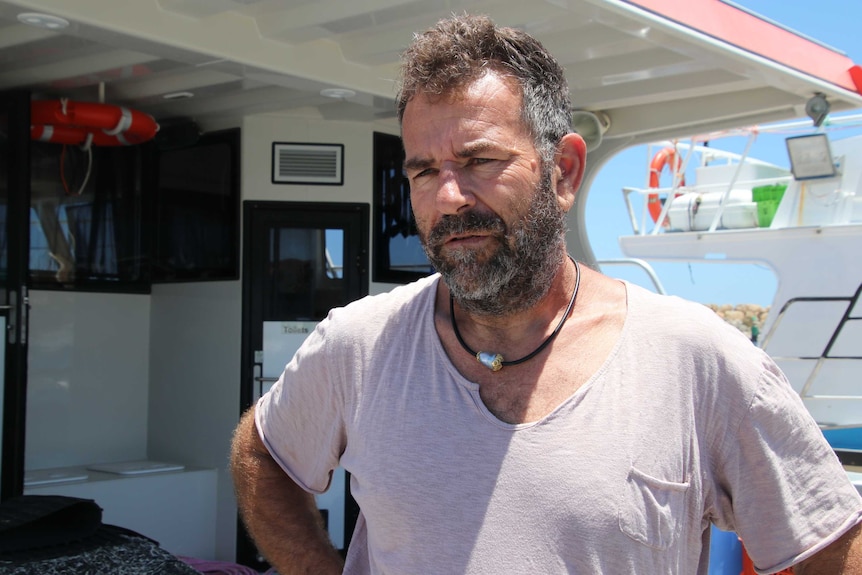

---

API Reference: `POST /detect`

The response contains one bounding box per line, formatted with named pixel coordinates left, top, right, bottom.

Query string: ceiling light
left=17, top=12, right=70, bottom=30
left=320, top=88, right=356, bottom=99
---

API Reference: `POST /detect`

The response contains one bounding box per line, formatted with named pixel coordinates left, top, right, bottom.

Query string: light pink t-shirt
left=257, top=276, right=862, bottom=574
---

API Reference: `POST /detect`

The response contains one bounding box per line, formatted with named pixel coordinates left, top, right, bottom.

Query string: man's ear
left=554, top=132, right=587, bottom=212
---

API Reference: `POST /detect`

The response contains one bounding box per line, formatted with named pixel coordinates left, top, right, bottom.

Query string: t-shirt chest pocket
left=618, top=465, right=690, bottom=550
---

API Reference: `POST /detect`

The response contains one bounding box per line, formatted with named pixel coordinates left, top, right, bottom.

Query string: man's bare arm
left=230, top=407, right=344, bottom=574
left=793, top=522, right=862, bottom=574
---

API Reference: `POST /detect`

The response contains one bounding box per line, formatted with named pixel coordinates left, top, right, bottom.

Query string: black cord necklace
left=449, top=257, right=581, bottom=372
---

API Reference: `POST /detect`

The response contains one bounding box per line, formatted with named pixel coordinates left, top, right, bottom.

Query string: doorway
left=238, top=201, right=368, bottom=567
left=0, top=91, right=30, bottom=502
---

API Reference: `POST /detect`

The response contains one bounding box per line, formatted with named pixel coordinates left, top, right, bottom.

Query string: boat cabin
left=1, top=0, right=861, bottom=567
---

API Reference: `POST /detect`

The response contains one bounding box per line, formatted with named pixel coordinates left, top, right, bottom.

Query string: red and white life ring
left=647, top=146, right=685, bottom=223
left=30, top=99, right=159, bottom=147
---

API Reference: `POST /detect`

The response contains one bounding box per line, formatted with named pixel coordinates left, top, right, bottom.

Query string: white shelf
left=24, top=463, right=217, bottom=559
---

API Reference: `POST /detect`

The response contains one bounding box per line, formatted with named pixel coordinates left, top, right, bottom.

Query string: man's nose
left=436, top=164, right=475, bottom=214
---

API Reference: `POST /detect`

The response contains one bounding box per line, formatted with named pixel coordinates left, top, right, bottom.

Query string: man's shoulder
left=624, top=281, right=726, bottom=324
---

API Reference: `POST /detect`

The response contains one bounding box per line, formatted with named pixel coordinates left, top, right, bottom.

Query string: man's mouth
left=443, top=232, right=495, bottom=249
left=427, top=211, right=506, bottom=251
left=448, top=232, right=486, bottom=242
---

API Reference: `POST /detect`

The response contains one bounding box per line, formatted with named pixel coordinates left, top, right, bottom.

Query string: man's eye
left=407, top=168, right=436, bottom=184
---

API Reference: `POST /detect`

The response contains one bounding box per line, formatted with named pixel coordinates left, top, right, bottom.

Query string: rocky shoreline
left=706, top=303, right=769, bottom=343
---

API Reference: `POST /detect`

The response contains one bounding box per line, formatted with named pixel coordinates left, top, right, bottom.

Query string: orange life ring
left=30, top=99, right=159, bottom=147
left=647, top=146, right=685, bottom=223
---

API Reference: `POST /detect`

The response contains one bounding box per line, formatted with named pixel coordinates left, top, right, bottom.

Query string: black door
left=238, top=201, right=368, bottom=567
left=0, top=91, right=30, bottom=501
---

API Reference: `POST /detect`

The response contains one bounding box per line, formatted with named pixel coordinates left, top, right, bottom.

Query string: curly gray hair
left=396, top=13, right=572, bottom=162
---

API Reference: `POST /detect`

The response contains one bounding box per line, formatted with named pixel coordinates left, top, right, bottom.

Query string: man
left=231, top=13, right=862, bottom=574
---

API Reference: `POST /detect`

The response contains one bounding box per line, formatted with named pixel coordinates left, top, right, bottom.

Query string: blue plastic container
left=708, top=525, right=742, bottom=575
left=822, top=426, right=862, bottom=450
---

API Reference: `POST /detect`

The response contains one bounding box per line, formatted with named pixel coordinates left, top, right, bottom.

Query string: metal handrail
left=622, top=134, right=798, bottom=236
left=622, top=173, right=793, bottom=236
left=761, top=283, right=862, bottom=407
left=596, top=258, right=667, bottom=294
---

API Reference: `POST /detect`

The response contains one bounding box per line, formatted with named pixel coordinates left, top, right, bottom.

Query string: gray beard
left=420, top=165, right=567, bottom=316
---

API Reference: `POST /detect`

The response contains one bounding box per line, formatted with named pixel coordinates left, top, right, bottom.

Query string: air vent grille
left=272, top=143, right=344, bottom=185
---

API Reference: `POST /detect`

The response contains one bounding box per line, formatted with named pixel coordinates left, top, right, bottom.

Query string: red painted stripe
left=849, top=65, right=862, bottom=94
left=623, top=0, right=861, bottom=94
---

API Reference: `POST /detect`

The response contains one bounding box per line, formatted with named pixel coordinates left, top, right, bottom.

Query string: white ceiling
left=2, top=0, right=861, bottom=145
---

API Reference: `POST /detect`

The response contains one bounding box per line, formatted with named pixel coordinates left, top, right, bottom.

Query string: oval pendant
left=477, top=352, right=504, bottom=372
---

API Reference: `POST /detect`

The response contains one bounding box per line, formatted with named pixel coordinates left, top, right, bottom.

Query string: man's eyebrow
left=403, top=156, right=433, bottom=172
left=455, top=141, right=499, bottom=158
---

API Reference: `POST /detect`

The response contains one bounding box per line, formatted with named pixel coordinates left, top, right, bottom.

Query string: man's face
left=401, top=73, right=567, bottom=314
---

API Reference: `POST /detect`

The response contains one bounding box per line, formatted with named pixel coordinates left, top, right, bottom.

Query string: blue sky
left=585, top=0, right=862, bottom=307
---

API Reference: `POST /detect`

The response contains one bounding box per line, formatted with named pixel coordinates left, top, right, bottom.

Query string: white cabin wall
left=148, top=280, right=241, bottom=561
left=23, top=112, right=424, bottom=561
left=147, top=113, right=402, bottom=560
left=242, top=114, right=370, bottom=203
left=242, top=114, right=402, bottom=294
left=23, top=111, right=406, bottom=561
left=26, top=291, right=150, bottom=469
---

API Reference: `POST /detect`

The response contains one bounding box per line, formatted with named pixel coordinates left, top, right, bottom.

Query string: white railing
left=761, top=283, right=862, bottom=430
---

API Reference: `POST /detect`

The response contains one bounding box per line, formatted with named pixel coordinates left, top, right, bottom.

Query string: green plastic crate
left=752, top=184, right=787, bottom=203
left=757, top=200, right=779, bottom=227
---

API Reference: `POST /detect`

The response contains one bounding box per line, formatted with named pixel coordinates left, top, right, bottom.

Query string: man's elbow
left=793, top=522, right=862, bottom=574
left=230, top=407, right=269, bottom=493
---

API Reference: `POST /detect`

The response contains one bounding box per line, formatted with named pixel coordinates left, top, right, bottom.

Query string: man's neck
left=445, top=255, right=576, bottom=351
